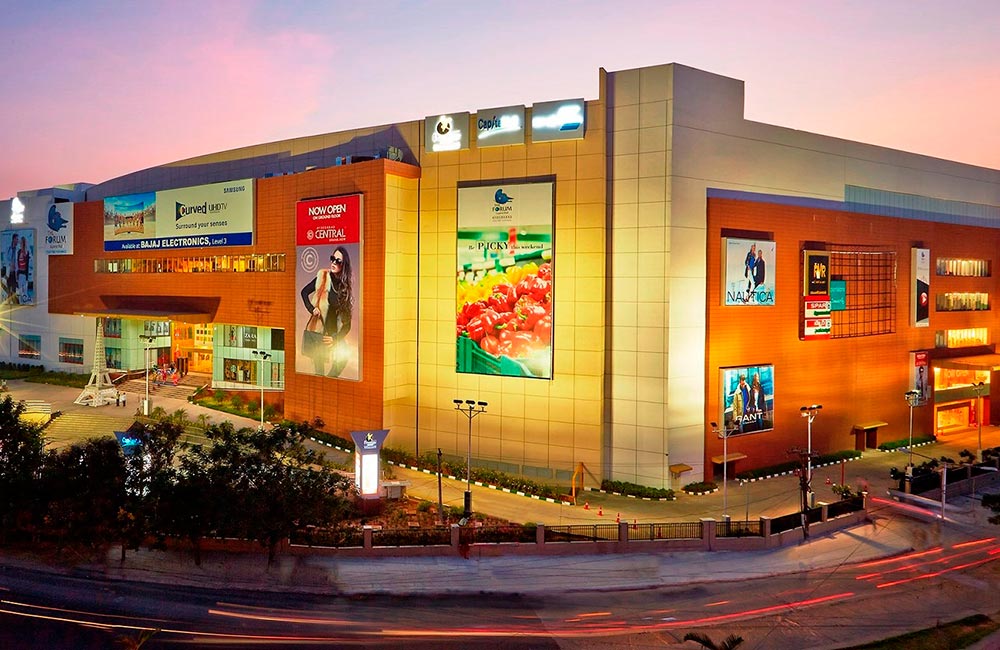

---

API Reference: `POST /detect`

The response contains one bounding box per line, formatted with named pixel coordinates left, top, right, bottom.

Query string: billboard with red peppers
left=456, top=182, right=553, bottom=379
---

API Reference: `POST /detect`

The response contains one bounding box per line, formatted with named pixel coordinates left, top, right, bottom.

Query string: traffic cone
left=598, top=506, right=603, bottom=517
left=825, top=477, right=832, bottom=485
left=583, top=501, right=589, bottom=510
left=616, top=513, right=621, bottom=523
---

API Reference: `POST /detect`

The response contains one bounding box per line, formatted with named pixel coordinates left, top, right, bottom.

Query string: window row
left=95, top=254, right=286, bottom=274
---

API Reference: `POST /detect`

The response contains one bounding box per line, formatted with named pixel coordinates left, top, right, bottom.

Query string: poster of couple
left=724, top=238, right=775, bottom=306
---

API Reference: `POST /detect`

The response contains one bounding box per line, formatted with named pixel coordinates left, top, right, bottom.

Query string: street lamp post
left=453, top=399, right=488, bottom=521
left=139, top=335, right=155, bottom=416
left=904, top=390, right=924, bottom=475
left=252, top=350, right=272, bottom=430
left=800, top=405, right=822, bottom=506
left=973, top=381, right=987, bottom=462
left=710, top=422, right=735, bottom=519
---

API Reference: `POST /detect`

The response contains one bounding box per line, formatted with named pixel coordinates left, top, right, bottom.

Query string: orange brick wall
left=705, top=197, right=1000, bottom=479
left=48, top=159, right=420, bottom=437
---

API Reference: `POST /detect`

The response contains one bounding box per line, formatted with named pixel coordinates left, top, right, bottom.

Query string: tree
left=119, top=421, right=184, bottom=560
left=170, top=408, right=191, bottom=429
left=683, top=632, right=745, bottom=650
left=0, top=395, right=45, bottom=542
left=193, top=421, right=353, bottom=566
left=38, top=438, right=126, bottom=548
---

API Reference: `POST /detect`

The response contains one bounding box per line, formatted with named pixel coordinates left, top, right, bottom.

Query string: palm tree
left=171, top=408, right=191, bottom=429
left=683, top=632, right=744, bottom=650
left=194, top=413, right=210, bottom=431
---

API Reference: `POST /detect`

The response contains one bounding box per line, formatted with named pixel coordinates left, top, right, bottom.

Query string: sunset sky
left=2, top=0, right=998, bottom=199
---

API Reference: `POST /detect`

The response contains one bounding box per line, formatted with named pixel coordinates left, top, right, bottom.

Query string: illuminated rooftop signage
left=531, top=99, right=585, bottom=142
left=475, top=105, right=525, bottom=147
left=425, top=112, right=470, bottom=152
left=10, top=197, right=25, bottom=224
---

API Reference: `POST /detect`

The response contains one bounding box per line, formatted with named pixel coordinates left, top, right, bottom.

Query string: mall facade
left=3, top=63, right=1000, bottom=488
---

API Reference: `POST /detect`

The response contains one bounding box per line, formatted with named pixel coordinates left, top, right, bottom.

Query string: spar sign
left=804, top=297, right=831, bottom=340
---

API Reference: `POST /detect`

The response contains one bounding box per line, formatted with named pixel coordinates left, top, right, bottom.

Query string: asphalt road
left=3, top=496, right=1000, bottom=649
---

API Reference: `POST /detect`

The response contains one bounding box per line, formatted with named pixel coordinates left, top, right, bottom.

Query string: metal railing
left=717, top=519, right=762, bottom=537
left=544, top=524, right=620, bottom=543
left=627, top=522, right=703, bottom=541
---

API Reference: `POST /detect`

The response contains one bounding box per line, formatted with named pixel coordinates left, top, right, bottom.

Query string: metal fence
left=770, top=511, right=804, bottom=535
left=626, top=522, right=703, bottom=541
left=827, top=496, right=864, bottom=519
left=717, top=519, right=762, bottom=538
left=290, top=527, right=364, bottom=548
left=459, top=525, right=537, bottom=545
left=544, top=524, right=621, bottom=543
left=372, top=527, right=452, bottom=547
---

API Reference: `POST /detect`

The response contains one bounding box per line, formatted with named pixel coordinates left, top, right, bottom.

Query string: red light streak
left=954, top=537, right=996, bottom=549
left=208, top=608, right=353, bottom=625
left=857, top=545, right=943, bottom=569
left=876, top=556, right=998, bottom=589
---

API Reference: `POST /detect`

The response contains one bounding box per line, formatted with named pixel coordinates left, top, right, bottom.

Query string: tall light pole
left=904, top=390, right=923, bottom=470
left=139, top=335, right=155, bottom=416
left=453, top=399, right=488, bottom=521
left=252, top=350, right=272, bottom=430
left=800, top=404, right=822, bottom=506
left=973, top=381, right=987, bottom=462
left=711, top=421, right=735, bottom=519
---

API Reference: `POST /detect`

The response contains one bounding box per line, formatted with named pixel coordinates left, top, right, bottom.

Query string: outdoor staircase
left=43, top=409, right=138, bottom=448
left=117, top=373, right=208, bottom=403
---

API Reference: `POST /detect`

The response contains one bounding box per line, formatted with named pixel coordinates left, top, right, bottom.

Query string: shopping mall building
left=3, top=62, right=1000, bottom=489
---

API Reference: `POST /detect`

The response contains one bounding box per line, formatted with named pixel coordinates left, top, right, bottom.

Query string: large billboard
left=456, top=182, right=553, bottom=379
left=1, top=228, right=36, bottom=306
left=295, top=194, right=363, bottom=381
left=721, top=364, right=774, bottom=434
left=724, top=238, right=775, bottom=306
left=103, top=178, right=254, bottom=252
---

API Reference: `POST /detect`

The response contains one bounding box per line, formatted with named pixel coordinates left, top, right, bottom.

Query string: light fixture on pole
left=800, top=404, right=822, bottom=505
left=973, top=381, right=987, bottom=463
left=139, top=335, right=155, bottom=416
left=252, top=350, right=272, bottom=430
left=904, top=390, right=923, bottom=472
left=453, top=398, right=488, bottom=522
left=710, top=421, right=735, bottom=519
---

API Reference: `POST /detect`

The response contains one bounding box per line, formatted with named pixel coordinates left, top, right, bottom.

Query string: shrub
left=683, top=481, right=718, bottom=494
left=601, top=479, right=675, bottom=500
left=735, top=450, right=862, bottom=481
left=877, top=435, right=936, bottom=451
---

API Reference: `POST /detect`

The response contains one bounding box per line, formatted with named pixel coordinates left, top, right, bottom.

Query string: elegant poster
left=295, top=194, right=363, bottom=381
left=456, top=182, right=553, bottom=379
left=103, top=178, right=254, bottom=252
left=912, top=248, right=930, bottom=328
left=721, top=364, right=774, bottom=434
left=724, top=238, right=776, bottom=305
left=1, top=228, right=36, bottom=305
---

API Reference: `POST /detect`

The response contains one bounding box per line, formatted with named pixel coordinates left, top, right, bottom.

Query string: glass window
left=59, top=338, right=85, bottom=365
left=19, top=335, right=41, bottom=360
